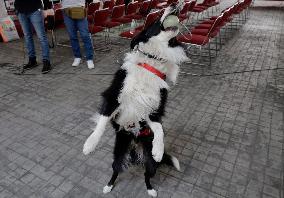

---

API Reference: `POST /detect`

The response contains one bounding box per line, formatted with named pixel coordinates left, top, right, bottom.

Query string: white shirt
left=61, top=0, right=85, bottom=9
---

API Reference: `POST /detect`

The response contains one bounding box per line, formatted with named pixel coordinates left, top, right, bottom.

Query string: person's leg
left=17, top=12, right=36, bottom=60
left=77, top=18, right=94, bottom=61
left=63, top=13, right=82, bottom=59
left=29, top=9, right=50, bottom=61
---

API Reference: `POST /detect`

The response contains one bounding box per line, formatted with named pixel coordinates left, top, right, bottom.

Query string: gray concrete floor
left=0, top=2, right=283, bottom=198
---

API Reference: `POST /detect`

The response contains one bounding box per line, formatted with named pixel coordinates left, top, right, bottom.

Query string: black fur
left=100, top=69, right=127, bottom=116
left=101, top=6, right=183, bottom=194
left=104, top=87, right=172, bottom=192
left=131, top=20, right=162, bottom=49
left=149, top=88, right=168, bottom=122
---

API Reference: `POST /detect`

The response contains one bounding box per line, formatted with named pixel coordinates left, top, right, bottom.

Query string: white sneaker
left=72, top=58, right=81, bottom=67
left=87, top=60, right=94, bottom=69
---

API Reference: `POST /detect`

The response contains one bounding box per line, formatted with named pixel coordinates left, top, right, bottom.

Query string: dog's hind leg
left=103, top=131, right=133, bottom=194
left=142, top=141, right=159, bottom=197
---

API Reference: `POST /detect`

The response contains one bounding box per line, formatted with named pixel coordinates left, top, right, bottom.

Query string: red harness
left=138, top=128, right=152, bottom=137
left=137, top=63, right=166, bottom=80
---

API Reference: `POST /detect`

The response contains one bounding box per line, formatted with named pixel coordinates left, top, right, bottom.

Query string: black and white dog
left=83, top=2, right=188, bottom=197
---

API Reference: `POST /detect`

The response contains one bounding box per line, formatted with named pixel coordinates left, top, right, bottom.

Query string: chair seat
left=179, top=14, right=187, bottom=21
left=89, top=25, right=105, bottom=34
left=156, top=2, right=167, bottom=8
left=119, top=29, right=140, bottom=38
left=177, top=33, right=209, bottom=45
left=191, top=28, right=220, bottom=37
left=192, top=7, right=206, bottom=12
left=125, top=14, right=144, bottom=20
left=194, top=23, right=212, bottom=29
left=210, top=2, right=219, bottom=6
left=102, top=21, right=121, bottom=28
left=200, top=19, right=215, bottom=24
left=112, top=17, right=132, bottom=24
left=195, top=4, right=210, bottom=8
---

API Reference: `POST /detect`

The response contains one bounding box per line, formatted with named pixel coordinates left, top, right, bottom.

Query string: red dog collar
left=137, top=63, right=166, bottom=80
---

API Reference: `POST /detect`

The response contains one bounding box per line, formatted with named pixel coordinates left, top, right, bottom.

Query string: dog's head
left=130, top=1, right=185, bottom=50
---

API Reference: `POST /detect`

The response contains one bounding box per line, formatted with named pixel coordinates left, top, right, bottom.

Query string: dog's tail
left=161, top=153, right=180, bottom=171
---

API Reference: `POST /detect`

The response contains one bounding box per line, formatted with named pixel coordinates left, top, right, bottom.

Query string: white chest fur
left=115, top=53, right=169, bottom=128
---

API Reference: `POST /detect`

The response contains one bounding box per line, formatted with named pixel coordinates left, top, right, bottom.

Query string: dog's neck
left=134, top=37, right=187, bottom=84
left=137, top=47, right=168, bottom=63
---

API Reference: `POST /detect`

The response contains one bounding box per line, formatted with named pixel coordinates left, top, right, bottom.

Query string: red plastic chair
left=177, top=14, right=224, bottom=66
left=53, top=3, right=62, bottom=10
left=156, top=0, right=178, bottom=9
left=179, top=2, right=191, bottom=22
left=116, top=0, right=125, bottom=5
left=119, top=10, right=161, bottom=39
left=111, top=5, right=132, bottom=24
left=54, top=9, right=65, bottom=29
left=125, top=2, right=139, bottom=19
left=87, top=2, right=100, bottom=16
left=127, top=0, right=151, bottom=20
left=103, top=0, right=115, bottom=11
left=149, top=0, right=159, bottom=10
left=89, top=9, right=113, bottom=49
left=88, top=10, right=105, bottom=35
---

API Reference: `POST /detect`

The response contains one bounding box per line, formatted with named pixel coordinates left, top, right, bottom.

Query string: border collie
left=83, top=2, right=188, bottom=197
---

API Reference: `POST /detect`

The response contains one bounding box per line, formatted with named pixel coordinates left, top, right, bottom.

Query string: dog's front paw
left=83, top=136, right=98, bottom=155
left=152, top=141, right=164, bottom=162
left=103, top=185, right=113, bottom=194
left=147, top=189, right=157, bottom=197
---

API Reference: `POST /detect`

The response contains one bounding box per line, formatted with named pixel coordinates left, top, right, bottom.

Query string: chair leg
left=208, top=42, right=211, bottom=66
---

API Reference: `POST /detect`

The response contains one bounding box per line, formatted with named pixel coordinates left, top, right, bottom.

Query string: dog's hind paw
left=103, top=185, right=113, bottom=194
left=147, top=189, right=157, bottom=197
left=152, top=142, right=164, bottom=162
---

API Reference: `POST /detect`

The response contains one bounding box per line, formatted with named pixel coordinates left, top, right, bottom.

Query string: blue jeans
left=18, top=10, right=50, bottom=61
left=63, top=13, right=94, bottom=60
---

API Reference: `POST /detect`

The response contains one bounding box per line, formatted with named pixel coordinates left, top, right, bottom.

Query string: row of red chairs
left=176, top=0, right=253, bottom=66
left=51, top=0, right=220, bottom=49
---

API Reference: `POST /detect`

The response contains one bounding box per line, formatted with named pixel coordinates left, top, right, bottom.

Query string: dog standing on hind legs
left=83, top=1, right=188, bottom=197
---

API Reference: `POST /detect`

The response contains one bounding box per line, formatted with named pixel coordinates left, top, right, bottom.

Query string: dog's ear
left=130, top=20, right=162, bottom=49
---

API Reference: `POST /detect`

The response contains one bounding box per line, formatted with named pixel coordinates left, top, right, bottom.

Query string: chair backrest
left=54, top=9, right=65, bottom=27
left=200, top=0, right=210, bottom=6
left=126, top=1, right=139, bottom=15
left=166, top=0, right=178, bottom=5
left=54, top=9, right=64, bottom=22
left=103, top=0, right=115, bottom=10
left=149, top=0, right=159, bottom=9
left=88, top=2, right=100, bottom=15
left=180, top=2, right=191, bottom=15
left=53, top=3, right=62, bottom=10
left=188, top=0, right=197, bottom=11
left=111, top=5, right=125, bottom=18
left=116, top=0, right=125, bottom=5
left=207, top=13, right=223, bottom=37
left=143, top=10, right=161, bottom=30
left=94, top=9, right=110, bottom=26
left=139, top=0, right=151, bottom=16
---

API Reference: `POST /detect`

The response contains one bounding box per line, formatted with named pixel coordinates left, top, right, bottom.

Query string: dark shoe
left=42, top=60, right=52, bottom=74
left=23, top=57, right=38, bottom=70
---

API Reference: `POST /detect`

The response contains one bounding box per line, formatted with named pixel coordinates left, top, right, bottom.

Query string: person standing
left=14, top=0, right=52, bottom=74
left=62, top=0, right=95, bottom=69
